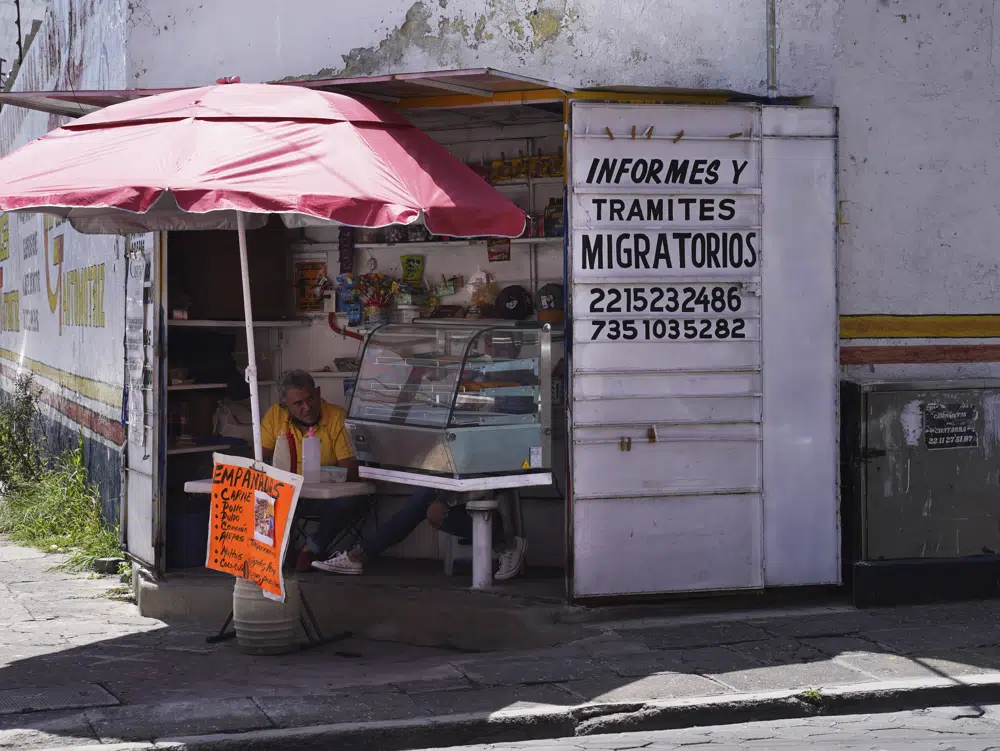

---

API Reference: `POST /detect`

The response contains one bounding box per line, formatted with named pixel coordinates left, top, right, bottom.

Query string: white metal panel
left=569, top=102, right=764, bottom=598
left=761, top=106, right=837, bottom=138
left=124, top=233, right=162, bottom=569
left=760, top=109, right=839, bottom=587
left=573, top=494, right=764, bottom=597
left=575, top=423, right=761, bottom=443
left=573, top=395, right=760, bottom=426
left=573, top=371, right=761, bottom=399
left=572, top=436, right=761, bottom=499
left=573, top=340, right=759, bottom=373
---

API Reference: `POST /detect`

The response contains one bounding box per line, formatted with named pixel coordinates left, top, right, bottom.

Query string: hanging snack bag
left=400, top=254, right=426, bottom=284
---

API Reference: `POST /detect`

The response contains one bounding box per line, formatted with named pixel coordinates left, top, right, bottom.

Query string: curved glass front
left=348, top=323, right=543, bottom=429
left=348, top=324, right=478, bottom=429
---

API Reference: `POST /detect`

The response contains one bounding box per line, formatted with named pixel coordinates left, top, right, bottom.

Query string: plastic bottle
left=301, top=427, right=322, bottom=483
left=271, top=430, right=292, bottom=472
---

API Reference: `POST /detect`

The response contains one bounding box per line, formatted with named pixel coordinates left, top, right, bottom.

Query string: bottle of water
left=301, top=427, right=322, bottom=483
left=272, top=430, right=292, bottom=472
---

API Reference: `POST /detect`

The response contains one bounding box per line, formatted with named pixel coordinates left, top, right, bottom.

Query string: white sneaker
left=495, top=536, right=527, bottom=581
left=312, top=551, right=363, bottom=575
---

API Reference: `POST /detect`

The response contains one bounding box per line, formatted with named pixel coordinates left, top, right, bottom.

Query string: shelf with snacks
left=354, top=237, right=562, bottom=251
left=490, top=176, right=565, bottom=187
left=167, top=381, right=276, bottom=391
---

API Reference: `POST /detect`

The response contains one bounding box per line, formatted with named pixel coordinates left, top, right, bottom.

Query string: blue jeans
left=297, top=495, right=370, bottom=555
left=360, top=486, right=482, bottom=559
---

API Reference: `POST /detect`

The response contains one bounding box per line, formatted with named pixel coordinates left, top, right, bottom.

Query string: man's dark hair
left=279, top=370, right=316, bottom=401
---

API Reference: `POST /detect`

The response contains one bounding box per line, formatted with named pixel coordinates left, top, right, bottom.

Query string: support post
left=236, top=211, right=263, bottom=462
left=466, top=500, right=498, bottom=590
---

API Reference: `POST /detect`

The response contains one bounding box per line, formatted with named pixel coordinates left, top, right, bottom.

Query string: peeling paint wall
left=125, top=0, right=770, bottom=94
left=62, top=0, right=1000, bottom=385
left=0, top=0, right=49, bottom=84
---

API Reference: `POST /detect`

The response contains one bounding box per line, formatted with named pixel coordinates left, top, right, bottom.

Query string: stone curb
left=38, top=672, right=1000, bottom=751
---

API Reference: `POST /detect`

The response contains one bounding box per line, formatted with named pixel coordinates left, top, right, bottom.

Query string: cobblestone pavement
left=416, top=703, right=1000, bottom=750
left=8, top=537, right=1000, bottom=748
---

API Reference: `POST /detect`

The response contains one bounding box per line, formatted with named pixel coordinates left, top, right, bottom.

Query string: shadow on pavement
left=5, top=538, right=1000, bottom=747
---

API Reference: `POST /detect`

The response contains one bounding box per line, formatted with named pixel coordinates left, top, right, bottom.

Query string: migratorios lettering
left=580, top=232, right=758, bottom=270
left=61, top=263, right=106, bottom=328
left=585, top=158, right=750, bottom=186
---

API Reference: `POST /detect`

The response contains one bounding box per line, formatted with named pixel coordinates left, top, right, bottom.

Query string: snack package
left=467, top=268, right=499, bottom=307
left=400, top=254, right=426, bottom=284
left=487, top=238, right=511, bottom=263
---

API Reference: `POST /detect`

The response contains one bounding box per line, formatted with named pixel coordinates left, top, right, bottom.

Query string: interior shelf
left=309, top=371, right=359, bottom=379
left=167, top=319, right=312, bottom=328
left=491, top=177, right=565, bottom=186
left=354, top=237, right=562, bottom=250
left=166, top=443, right=240, bottom=456
left=168, top=381, right=276, bottom=391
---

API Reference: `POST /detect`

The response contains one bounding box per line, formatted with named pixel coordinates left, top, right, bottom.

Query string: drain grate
left=0, top=683, right=119, bottom=715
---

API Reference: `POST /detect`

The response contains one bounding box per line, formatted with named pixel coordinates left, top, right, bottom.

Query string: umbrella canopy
left=0, top=83, right=526, bottom=237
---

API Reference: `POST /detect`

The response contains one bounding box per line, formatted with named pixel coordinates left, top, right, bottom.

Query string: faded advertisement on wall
left=0, top=0, right=136, bottom=521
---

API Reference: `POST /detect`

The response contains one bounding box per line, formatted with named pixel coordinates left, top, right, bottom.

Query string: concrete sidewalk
left=6, top=540, right=1000, bottom=750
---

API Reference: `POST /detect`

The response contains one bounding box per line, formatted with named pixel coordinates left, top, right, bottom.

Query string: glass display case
left=345, top=320, right=559, bottom=490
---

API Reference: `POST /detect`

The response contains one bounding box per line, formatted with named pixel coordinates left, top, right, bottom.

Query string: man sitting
left=261, top=370, right=368, bottom=571
left=312, top=488, right=528, bottom=581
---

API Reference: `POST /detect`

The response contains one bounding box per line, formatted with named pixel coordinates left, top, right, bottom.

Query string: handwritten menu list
left=206, top=455, right=303, bottom=601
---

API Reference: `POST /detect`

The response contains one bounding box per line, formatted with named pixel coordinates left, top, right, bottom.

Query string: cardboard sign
left=206, top=454, right=303, bottom=601
left=292, top=257, right=328, bottom=314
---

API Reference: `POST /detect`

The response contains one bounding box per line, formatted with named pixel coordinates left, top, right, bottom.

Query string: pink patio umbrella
left=0, top=82, right=527, bottom=460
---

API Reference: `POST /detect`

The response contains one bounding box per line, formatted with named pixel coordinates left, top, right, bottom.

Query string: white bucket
left=232, top=575, right=300, bottom=655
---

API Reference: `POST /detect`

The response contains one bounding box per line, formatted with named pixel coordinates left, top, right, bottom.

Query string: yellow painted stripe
left=840, top=315, right=1000, bottom=339
left=0, top=349, right=122, bottom=408
left=568, top=90, right=733, bottom=105
left=396, top=88, right=567, bottom=110
left=395, top=87, right=733, bottom=111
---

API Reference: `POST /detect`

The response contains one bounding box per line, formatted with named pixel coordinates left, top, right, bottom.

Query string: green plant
left=0, top=438, right=123, bottom=572
left=0, top=373, right=42, bottom=491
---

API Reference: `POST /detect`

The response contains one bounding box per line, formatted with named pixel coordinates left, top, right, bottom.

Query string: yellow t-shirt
left=261, top=400, right=354, bottom=473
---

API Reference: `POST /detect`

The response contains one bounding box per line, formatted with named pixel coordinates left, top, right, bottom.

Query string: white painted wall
left=120, top=0, right=1000, bottom=332
left=126, top=0, right=770, bottom=94
left=0, top=0, right=49, bottom=86
left=0, top=0, right=131, bottom=522
left=835, top=0, right=1000, bottom=316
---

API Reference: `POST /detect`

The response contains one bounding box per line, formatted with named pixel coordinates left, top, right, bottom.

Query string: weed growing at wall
left=0, top=373, right=42, bottom=491
left=0, top=376, right=122, bottom=572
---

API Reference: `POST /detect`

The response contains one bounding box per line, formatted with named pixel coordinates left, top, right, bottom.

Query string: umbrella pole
left=236, top=211, right=264, bottom=462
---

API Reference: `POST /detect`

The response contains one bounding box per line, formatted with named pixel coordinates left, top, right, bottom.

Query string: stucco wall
left=836, top=0, right=1000, bottom=316
left=0, top=0, right=49, bottom=86
left=126, top=0, right=772, bottom=95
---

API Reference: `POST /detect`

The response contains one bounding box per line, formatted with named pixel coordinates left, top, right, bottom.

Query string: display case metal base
left=359, top=465, right=553, bottom=491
